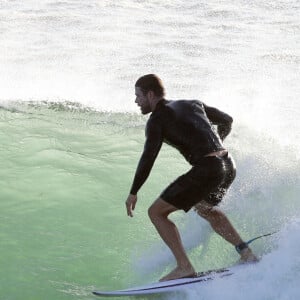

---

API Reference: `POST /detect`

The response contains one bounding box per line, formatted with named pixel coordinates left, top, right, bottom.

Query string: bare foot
left=239, top=248, right=259, bottom=263
left=159, top=266, right=196, bottom=282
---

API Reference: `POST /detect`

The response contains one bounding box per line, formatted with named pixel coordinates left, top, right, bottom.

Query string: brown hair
left=135, top=74, right=165, bottom=97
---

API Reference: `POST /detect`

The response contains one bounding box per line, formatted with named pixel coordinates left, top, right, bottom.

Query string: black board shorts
left=160, top=153, right=236, bottom=212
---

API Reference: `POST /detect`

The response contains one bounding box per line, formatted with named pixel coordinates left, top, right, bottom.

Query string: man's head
left=135, top=74, right=165, bottom=114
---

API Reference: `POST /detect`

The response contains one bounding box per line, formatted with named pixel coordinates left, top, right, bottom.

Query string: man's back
left=148, top=99, right=232, bottom=165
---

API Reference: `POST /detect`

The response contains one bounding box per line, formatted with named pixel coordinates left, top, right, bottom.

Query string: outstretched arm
left=126, top=119, right=163, bottom=217
left=203, top=103, right=233, bottom=141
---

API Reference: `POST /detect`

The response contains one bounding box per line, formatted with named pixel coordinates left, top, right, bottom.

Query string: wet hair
left=135, top=74, right=165, bottom=97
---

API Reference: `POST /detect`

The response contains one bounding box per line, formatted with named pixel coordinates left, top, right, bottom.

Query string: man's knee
left=148, top=198, right=176, bottom=223
left=148, top=202, right=157, bottom=222
left=194, top=201, right=215, bottom=219
left=148, top=198, right=164, bottom=223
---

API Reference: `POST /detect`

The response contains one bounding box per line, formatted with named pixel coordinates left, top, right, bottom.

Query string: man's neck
left=151, top=97, right=164, bottom=111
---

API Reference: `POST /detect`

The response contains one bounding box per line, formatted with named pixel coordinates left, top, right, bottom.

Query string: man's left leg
left=195, top=201, right=258, bottom=262
left=148, top=198, right=196, bottom=281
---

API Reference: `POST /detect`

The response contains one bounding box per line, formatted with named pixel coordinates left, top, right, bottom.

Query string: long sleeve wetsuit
left=130, top=99, right=233, bottom=195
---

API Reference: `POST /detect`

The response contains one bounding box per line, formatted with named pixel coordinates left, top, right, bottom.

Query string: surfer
left=125, top=74, right=257, bottom=281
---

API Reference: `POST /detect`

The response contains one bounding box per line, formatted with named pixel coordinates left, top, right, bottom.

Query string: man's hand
left=126, top=194, right=137, bottom=217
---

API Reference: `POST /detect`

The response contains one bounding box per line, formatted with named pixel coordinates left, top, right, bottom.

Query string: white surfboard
left=93, top=265, right=239, bottom=297
left=94, top=231, right=273, bottom=297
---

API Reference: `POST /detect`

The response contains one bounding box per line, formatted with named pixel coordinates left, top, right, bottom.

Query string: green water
left=0, top=102, right=198, bottom=299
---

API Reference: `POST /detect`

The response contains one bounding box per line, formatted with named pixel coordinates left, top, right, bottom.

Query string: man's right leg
left=194, top=201, right=258, bottom=262
left=148, top=198, right=196, bottom=281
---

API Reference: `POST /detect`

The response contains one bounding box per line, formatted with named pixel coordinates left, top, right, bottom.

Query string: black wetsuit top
left=130, top=99, right=233, bottom=195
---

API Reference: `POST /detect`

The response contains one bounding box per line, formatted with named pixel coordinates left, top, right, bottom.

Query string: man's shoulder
left=165, top=99, right=206, bottom=115
left=149, top=99, right=204, bottom=121
left=146, top=100, right=172, bottom=130
left=167, top=99, right=204, bottom=107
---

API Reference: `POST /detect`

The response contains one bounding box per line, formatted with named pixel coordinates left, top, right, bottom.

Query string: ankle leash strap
left=235, top=231, right=278, bottom=254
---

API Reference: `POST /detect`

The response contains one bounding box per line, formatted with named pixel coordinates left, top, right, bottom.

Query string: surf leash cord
left=235, top=231, right=278, bottom=253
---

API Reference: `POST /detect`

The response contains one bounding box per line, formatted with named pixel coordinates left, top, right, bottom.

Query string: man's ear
left=147, top=90, right=155, bottom=100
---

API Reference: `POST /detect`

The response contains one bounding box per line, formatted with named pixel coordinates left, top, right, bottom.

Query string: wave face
left=0, top=1, right=299, bottom=299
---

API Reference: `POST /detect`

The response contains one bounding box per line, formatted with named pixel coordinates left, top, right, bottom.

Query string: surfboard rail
left=93, top=266, right=234, bottom=297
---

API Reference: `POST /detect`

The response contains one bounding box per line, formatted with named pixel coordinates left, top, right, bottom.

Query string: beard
left=140, top=104, right=151, bottom=115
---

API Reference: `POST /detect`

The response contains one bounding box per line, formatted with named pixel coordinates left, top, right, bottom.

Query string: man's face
left=135, top=87, right=151, bottom=115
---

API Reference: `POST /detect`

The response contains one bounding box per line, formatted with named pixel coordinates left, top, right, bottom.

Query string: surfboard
left=93, top=265, right=238, bottom=297
left=93, top=231, right=273, bottom=297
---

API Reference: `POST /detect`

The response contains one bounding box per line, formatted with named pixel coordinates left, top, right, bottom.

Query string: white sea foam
left=165, top=219, right=300, bottom=300
left=1, top=1, right=299, bottom=126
